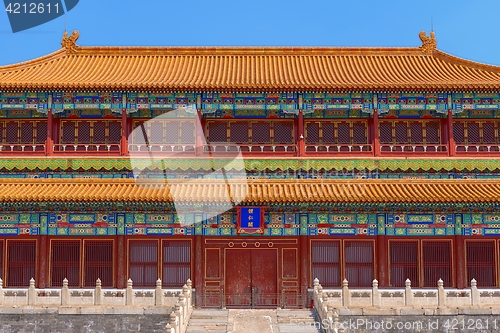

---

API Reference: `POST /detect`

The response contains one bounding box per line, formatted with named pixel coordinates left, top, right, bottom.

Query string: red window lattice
left=0, top=241, right=3, bottom=281
left=390, top=241, right=418, bottom=287
left=422, top=241, right=451, bottom=287
left=410, top=122, right=423, bottom=143
left=379, top=122, right=393, bottom=143
left=453, top=123, right=465, bottom=143
left=208, top=122, right=227, bottom=143
left=426, top=122, right=439, bottom=143
left=344, top=241, right=373, bottom=287
left=85, top=241, right=113, bottom=287
left=108, top=122, right=122, bottom=143
left=6, top=122, right=18, bottom=144
left=51, top=241, right=80, bottom=287
left=129, top=241, right=158, bottom=287
left=322, top=123, right=335, bottom=143
left=93, top=122, right=106, bottom=144
left=20, top=122, right=33, bottom=144
left=353, top=123, right=367, bottom=144
left=162, top=241, right=191, bottom=287
left=77, top=122, right=91, bottom=143
left=311, top=241, right=340, bottom=287
left=150, top=121, right=165, bottom=144
left=7, top=241, right=36, bottom=287
left=466, top=241, right=495, bottom=287
left=230, top=123, right=249, bottom=143
left=395, top=123, right=408, bottom=143
left=62, top=122, right=76, bottom=143
left=467, top=122, right=480, bottom=144
left=36, top=122, right=47, bottom=144
left=305, top=123, right=319, bottom=144
left=180, top=122, right=195, bottom=144
left=483, top=123, right=496, bottom=144
left=252, top=123, right=271, bottom=143
left=337, top=123, right=350, bottom=144
left=273, top=122, right=293, bottom=143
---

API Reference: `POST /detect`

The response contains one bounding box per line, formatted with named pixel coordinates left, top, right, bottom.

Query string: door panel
left=225, top=250, right=252, bottom=307
left=251, top=250, right=277, bottom=307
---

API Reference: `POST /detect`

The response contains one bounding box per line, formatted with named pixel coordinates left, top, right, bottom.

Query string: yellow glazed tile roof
left=1, top=31, right=500, bottom=92
left=0, top=178, right=499, bottom=204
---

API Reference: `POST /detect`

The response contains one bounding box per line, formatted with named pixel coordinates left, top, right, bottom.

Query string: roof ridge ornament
left=62, top=30, right=80, bottom=54
left=419, top=30, right=437, bottom=55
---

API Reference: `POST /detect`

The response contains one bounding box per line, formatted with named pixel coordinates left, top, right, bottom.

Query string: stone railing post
left=183, top=283, right=190, bottom=309
left=372, top=279, right=380, bottom=307
left=437, top=279, right=445, bottom=307
left=186, top=279, right=192, bottom=309
left=404, top=278, right=413, bottom=306
left=0, top=278, right=3, bottom=305
left=126, top=278, right=133, bottom=306
left=175, top=302, right=183, bottom=332
left=471, top=278, right=479, bottom=306
left=170, top=311, right=179, bottom=333
left=342, top=279, right=349, bottom=307
left=61, top=278, right=69, bottom=306
left=155, top=279, right=163, bottom=306
left=95, top=278, right=102, bottom=306
left=28, top=278, right=36, bottom=306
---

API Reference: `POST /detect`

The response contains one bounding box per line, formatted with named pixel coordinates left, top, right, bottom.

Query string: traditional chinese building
left=1, top=30, right=500, bottom=308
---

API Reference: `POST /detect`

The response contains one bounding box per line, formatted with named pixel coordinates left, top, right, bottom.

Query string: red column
left=195, top=110, right=205, bottom=156
left=455, top=235, right=466, bottom=288
left=297, top=110, right=305, bottom=156
left=37, top=235, right=48, bottom=288
left=373, top=110, right=380, bottom=156
left=447, top=110, right=456, bottom=156
left=376, top=235, right=389, bottom=287
left=46, top=110, right=54, bottom=156
left=194, top=235, right=203, bottom=305
left=299, top=235, right=309, bottom=307
left=120, top=110, right=128, bottom=156
left=116, top=235, right=126, bottom=288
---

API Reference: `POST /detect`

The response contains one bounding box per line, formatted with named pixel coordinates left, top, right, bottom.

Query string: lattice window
left=390, top=241, right=418, bottom=287
left=395, top=122, right=408, bottom=143
left=466, top=241, right=495, bottom=287
left=208, top=122, right=227, bottom=143
left=453, top=123, right=465, bottom=143
left=150, top=121, right=165, bottom=144
left=422, top=241, right=451, bottom=287
left=252, top=123, right=271, bottom=143
left=85, top=241, right=113, bottom=287
left=273, top=122, right=293, bottom=143
left=353, top=123, right=367, bottom=144
left=93, top=122, right=106, bottom=144
left=36, top=122, right=47, bottom=144
left=108, top=122, right=122, bottom=143
left=180, top=121, right=195, bottom=144
left=0, top=124, right=3, bottom=144
left=344, top=241, right=373, bottom=287
left=132, top=122, right=146, bottom=144
left=162, top=241, right=191, bottom=287
left=467, top=122, right=480, bottom=144
left=483, top=123, right=496, bottom=144
left=62, top=122, right=76, bottom=143
left=410, top=122, right=423, bottom=143
left=379, top=122, right=393, bottom=143
left=6, top=122, right=18, bottom=144
left=20, top=122, right=33, bottom=144
left=0, top=241, right=3, bottom=281
left=129, top=241, right=158, bottom=287
left=230, top=123, right=249, bottom=143
left=337, top=123, right=350, bottom=144
left=78, top=121, right=91, bottom=143
left=426, top=122, right=439, bottom=143
left=305, top=123, right=319, bottom=144
left=311, top=241, right=340, bottom=287
left=7, top=241, right=36, bottom=287
left=51, top=241, right=80, bottom=287
left=322, top=123, right=335, bottom=143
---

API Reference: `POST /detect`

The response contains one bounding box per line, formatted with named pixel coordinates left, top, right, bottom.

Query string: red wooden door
left=225, top=249, right=277, bottom=308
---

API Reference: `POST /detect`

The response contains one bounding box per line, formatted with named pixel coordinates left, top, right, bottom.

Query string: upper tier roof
left=1, top=30, right=500, bottom=92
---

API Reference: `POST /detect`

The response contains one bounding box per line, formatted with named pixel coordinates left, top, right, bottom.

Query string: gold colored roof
left=1, top=30, right=500, bottom=92
left=0, top=178, right=498, bottom=203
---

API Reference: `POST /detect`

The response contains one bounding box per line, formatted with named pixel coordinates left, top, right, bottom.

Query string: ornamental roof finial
left=419, top=30, right=437, bottom=55
left=62, top=30, right=80, bottom=54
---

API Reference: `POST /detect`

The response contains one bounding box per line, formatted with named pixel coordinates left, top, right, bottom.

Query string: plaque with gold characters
left=236, top=207, right=266, bottom=234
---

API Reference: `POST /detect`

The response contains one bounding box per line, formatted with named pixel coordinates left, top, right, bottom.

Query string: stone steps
left=277, top=309, right=322, bottom=333
left=186, top=310, right=228, bottom=333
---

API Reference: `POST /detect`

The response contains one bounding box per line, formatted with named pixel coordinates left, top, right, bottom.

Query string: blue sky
left=1, top=0, right=499, bottom=67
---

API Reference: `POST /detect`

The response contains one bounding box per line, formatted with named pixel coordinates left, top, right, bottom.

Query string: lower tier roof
left=0, top=178, right=498, bottom=204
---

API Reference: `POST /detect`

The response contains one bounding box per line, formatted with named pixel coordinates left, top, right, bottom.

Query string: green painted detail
left=2, top=158, right=500, bottom=172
